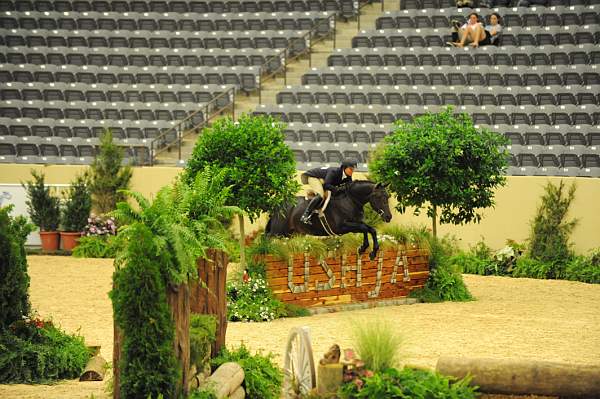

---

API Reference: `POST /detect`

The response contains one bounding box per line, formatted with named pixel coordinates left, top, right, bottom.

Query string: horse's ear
left=375, top=182, right=384, bottom=189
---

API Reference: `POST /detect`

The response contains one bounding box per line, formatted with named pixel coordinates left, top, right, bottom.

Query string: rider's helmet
left=341, top=158, right=358, bottom=169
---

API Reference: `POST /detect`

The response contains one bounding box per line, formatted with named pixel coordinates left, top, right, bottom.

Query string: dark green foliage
left=565, top=251, right=600, bottom=284
left=282, top=303, right=311, bottom=317
left=410, top=234, right=472, bottom=302
left=512, top=256, right=564, bottom=280
left=183, top=114, right=300, bottom=222
left=90, top=130, right=133, bottom=214
left=0, top=318, right=91, bottom=383
left=188, top=387, right=217, bottom=399
left=450, top=252, right=492, bottom=276
left=370, top=107, right=508, bottom=236
left=111, top=223, right=180, bottom=399
left=211, top=343, right=283, bottom=399
left=412, top=261, right=473, bottom=303
left=0, top=205, right=34, bottom=330
left=528, top=181, right=577, bottom=266
left=61, top=174, right=92, bottom=232
left=22, top=170, right=60, bottom=231
left=338, top=367, right=478, bottom=399
left=189, top=314, right=216, bottom=368
left=72, top=235, right=118, bottom=258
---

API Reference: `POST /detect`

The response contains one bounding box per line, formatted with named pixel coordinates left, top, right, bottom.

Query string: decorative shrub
left=0, top=205, right=33, bottom=329
left=410, top=232, right=472, bottom=303
left=84, top=214, right=118, bottom=236
left=513, top=256, right=564, bottom=280
left=72, top=215, right=119, bottom=258
left=0, top=315, right=91, bottom=383
left=528, top=181, right=577, bottom=267
left=211, top=343, right=283, bottom=399
left=563, top=250, right=600, bottom=284
left=72, top=235, right=118, bottom=258
left=351, top=320, right=402, bottom=373
left=190, top=314, right=216, bottom=368
left=89, top=129, right=132, bottom=214
left=226, top=278, right=286, bottom=322
left=22, top=170, right=60, bottom=231
left=338, top=366, right=478, bottom=399
left=60, top=174, right=92, bottom=232
left=111, top=223, right=180, bottom=399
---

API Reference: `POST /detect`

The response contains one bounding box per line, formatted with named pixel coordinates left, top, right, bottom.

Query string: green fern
left=111, top=166, right=241, bottom=284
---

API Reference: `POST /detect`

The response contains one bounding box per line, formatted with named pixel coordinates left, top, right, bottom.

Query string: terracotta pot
left=60, top=231, right=82, bottom=251
left=39, top=231, right=60, bottom=252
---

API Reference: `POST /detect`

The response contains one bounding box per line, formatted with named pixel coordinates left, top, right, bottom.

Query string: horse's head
left=369, top=183, right=393, bottom=223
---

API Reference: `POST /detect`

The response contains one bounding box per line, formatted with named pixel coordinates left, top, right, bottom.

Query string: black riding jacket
left=303, top=166, right=352, bottom=192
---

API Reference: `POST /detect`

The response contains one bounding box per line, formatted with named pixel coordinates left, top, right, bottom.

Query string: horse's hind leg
left=358, top=231, right=369, bottom=254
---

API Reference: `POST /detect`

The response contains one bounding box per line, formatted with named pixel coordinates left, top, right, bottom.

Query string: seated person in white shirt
left=449, top=12, right=489, bottom=48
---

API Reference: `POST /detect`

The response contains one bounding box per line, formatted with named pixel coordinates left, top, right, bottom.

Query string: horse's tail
left=265, top=205, right=292, bottom=237
left=265, top=197, right=302, bottom=237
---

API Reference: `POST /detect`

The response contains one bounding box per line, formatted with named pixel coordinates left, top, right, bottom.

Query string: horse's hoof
left=358, top=247, right=368, bottom=254
left=369, top=252, right=377, bottom=260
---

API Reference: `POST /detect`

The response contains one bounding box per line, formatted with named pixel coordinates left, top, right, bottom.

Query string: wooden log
left=228, top=386, right=246, bottom=399
left=317, top=363, right=344, bottom=395
left=436, top=356, right=600, bottom=397
left=80, top=354, right=108, bottom=381
left=207, top=362, right=245, bottom=399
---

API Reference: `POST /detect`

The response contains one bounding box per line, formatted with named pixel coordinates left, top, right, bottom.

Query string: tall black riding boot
left=300, top=195, right=322, bottom=225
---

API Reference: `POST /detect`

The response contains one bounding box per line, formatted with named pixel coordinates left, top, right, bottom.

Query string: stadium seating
left=259, top=2, right=600, bottom=176
left=0, top=1, right=342, bottom=165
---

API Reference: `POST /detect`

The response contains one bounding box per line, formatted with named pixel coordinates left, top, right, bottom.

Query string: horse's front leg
left=338, top=222, right=371, bottom=256
left=368, top=226, right=379, bottom=260
left=358, top=230, right=369, bottom=254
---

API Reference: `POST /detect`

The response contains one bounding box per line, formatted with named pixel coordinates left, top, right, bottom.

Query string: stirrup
left=300, top=215, right=312, bottom=225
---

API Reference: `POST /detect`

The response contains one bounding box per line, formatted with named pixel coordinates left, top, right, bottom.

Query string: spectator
left=448, top=12, right=489, bottom=48
left=456, top=0, right=476, bottom=7
left=485, top=13, right=503, bottom=45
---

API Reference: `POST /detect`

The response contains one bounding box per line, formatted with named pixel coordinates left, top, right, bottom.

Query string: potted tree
left=22, top=170, right=61, bottom=251
left=60, top=174, right=92, bottom=251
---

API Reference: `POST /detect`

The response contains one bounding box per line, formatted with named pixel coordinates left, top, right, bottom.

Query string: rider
left=299, top=158, right=358, bottom=225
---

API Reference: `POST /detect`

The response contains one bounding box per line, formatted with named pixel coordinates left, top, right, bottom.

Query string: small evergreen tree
left=61, top=174, right=92, bottom=232
left=90, top=130, right=132, bottom=214
left=0, top=205, right=34, bottom=329
left=528, top=181, right=577, bottom=267
left=22, top=170, right=60, bottom=231
left=111, top=223, right=179, bottom=398
left=370, top=107, right=508, bottom=237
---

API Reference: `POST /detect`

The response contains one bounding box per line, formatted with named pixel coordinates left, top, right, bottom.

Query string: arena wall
left=1, top=164, right=598, bottom=253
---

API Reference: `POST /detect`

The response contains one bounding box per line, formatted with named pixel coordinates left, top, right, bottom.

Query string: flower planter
left=39, top=231, right=60, bottom=252
left=60, top=231, right=82, bottom=251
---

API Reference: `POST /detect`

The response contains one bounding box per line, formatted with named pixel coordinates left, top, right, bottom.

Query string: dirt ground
left=0, top=255, right=599, bottom=399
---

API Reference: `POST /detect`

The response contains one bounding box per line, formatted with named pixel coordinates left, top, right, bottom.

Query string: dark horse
left=266, top=180, right=393, bottom=260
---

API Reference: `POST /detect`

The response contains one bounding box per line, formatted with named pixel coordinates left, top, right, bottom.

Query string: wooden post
left=190, top=249, right=229, bottom=357
left=168, top=282, right=191, bottom=398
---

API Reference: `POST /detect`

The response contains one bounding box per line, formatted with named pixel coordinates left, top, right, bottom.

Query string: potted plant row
left=60, top=174, right=92, bottom=251
left=23, top=170, right=92, bottom=252
left=22, top=170, right=61, bottom=251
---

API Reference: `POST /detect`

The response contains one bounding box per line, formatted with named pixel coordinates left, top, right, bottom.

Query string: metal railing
left=258, top=13, right=338, bottom=103
left=149, top=87, right=235, bottom=165
left=149, top=11, right=340, bottom=164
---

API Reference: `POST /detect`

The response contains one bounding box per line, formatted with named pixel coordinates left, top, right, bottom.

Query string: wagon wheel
left=283, top=326, right=316, bottom=398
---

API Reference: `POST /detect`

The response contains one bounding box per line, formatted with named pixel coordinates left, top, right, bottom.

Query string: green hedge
left=0, top=319, right=90, bottom=383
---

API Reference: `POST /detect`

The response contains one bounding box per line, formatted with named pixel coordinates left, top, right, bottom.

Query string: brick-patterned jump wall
left=261, top=247, right=430, bottom=308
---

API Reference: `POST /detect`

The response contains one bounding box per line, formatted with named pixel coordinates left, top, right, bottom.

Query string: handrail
left=258, top=13, right=337, bottom=103
left=149, top=87, right=235, bottom=165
